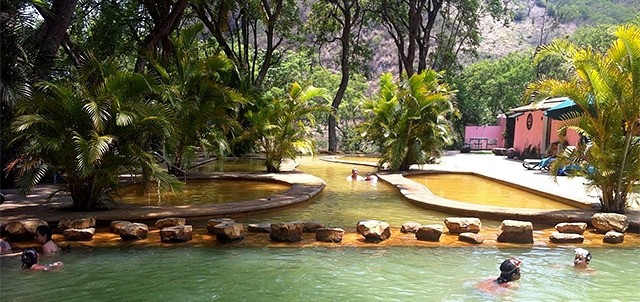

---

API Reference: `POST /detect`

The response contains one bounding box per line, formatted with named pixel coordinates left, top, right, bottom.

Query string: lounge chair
left=522, top=158, right=549, bottom=170
left=523, top=145, right=576, bottom=171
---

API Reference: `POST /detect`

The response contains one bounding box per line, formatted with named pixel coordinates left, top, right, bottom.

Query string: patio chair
left=486, top=138, right=498, bottom=149
left=522, top=158, right=548, bottom=170
left=522, top=145, right=577, bottom=171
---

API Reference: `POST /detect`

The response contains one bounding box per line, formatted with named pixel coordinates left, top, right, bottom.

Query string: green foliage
left=149, top=24, right=247, bottom=173
left=452, top=50, right=536, bottom=128
left=245, top=83, right=330, bottom=172
left=570, top=24, right=617, bottom=52
left=71, top=0, right=143, bottom=61
left=360, top=70, right=457, bottom=171
left=528, top=24, right=640, bottom=213
left=10, top=55, right=182, bottom=210
left=547, top=0, right=640, bottom=25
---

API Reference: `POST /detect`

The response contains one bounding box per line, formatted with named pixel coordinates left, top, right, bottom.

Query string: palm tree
left=1, top=0, right=52, bottom=188
left=9, top=55, right=182, bottom=210
left=528, top=24, right=640, bottom=214
left=360, top=70, right=456, bottom=171
left=245, top=82, right=329, bottom=172
left=150, top=24, right=247, bottom=174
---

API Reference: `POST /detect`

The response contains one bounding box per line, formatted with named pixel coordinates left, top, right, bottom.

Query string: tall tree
left=150, top=24, right=247, bottom=174
left=527, top=24, right=640, bottom=213
left=308, top=0, right=370, bottom=153
left=374, top=0, right=505, bottom=75
left=430, top=0, right=505, bottom=71
left=1, top=0, right=48, bottom=188
left=30, top=0, right=78, bottom=78
left=135, top=0, right=188, bottom=72
left=195, top=0, right=301, bottom=91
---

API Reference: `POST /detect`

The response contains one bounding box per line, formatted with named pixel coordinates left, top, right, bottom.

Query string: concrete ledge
left=377, top=171, right=638, bottom=231
left=0, top=171, right=326, bottom=226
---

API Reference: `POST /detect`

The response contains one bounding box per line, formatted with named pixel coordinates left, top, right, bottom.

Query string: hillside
left=331, top=0, right=636, bottom=80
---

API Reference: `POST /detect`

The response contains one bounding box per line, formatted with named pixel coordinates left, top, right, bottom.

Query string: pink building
left=506, top=97, right=580, bottom=155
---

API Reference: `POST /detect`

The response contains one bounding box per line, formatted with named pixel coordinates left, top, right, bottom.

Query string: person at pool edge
left=35, top=225, right=60, bottom=255
left=476, top=257, right=521, bottom=295
left=21, top=248, right=63, bottom=271
left=574, top=248, right=591, bottom=269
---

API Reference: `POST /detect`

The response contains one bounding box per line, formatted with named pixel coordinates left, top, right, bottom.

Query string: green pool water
left=1, top=246, right=638, bottom=301
left=6, top=156, right=636, bottom=301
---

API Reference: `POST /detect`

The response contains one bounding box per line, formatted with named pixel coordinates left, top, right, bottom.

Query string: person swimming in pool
left=35, top=225, right=60, bottom=255
left=574, top=248, right=591, bottom=269
left=348, top=168, right=364, bottom=181
left=21, top=248, right=63, bottom=271
left=476, top=257, right=522, bottom=295
left=364, top=172, right=377, bottom=182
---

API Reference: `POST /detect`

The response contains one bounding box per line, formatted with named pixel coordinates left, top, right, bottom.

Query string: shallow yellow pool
left=118, top=179, right=290, bottom=206
left=408, top=173, right=578, bottom=210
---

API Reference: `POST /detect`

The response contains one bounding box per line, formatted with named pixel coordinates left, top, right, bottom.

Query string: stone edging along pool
left=377, top=171, right=602, bottom=226
left=320, top=155, right=639, bottom=232
left=0, top=171, right=326, bottom=225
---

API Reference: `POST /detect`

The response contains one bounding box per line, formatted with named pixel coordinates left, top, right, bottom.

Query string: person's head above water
left=351, top=168, right=359, bottom=179
left=35, top=225, right=53, bottom=242
left=574, top=248, right=591, bottom=268
left=21, top=248, right=39, bottom=269
left=496, top=258, right=521, bottom=284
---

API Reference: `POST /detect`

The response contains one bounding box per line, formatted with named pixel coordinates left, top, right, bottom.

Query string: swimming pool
left=408, top=173, right=578, bottom=210
left=118, top=179, right=291, bottom=206
left=1, top=246, right=638, bottom=301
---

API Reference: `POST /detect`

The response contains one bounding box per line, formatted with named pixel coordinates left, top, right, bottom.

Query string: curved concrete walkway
left=0, top=171, right=325, bottom=225
left=323, top=152, right=639, bottom=232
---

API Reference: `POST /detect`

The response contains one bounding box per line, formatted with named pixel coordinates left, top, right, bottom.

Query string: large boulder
left=270, top=222, right=304, bottom=242
left=415, top=225, right=443, bottom=242
left=3, top=219, right=48, bottom=241
left=206, top=218, right=235, bottom=233
left=63, top=228, right=95, bottom=241
left=303, top=221, right=325, bottom=233
left=591, top=213, right=628, bottom=234
left=110, top=221, right=132, bottom=235
left=400, top=222, right=421, bottom=234
left=315, top=228, right=345, bottom=243
left=549, top=232, right=584, bottom=244
left=120, top=223, right=149, bottom=240
left=444, top=217, right=481, bottom=234
left=356, top=220, right=391, bottom=242
left=458, top=232, right=484, bottom=244
left=247, top=223, right=272, bottom=233
left=211, top=221, right=245, bottom=242
left=555, top=222, right=587, bottom=234
left=159, top=225, right=193, bottom=242
left=155, top=217, right=186, bottom=229
left=603, top=231, right=624, bottom=244
left=58, top=217, right=96, bottom=231
left=496, top=220, right=534, bottom=244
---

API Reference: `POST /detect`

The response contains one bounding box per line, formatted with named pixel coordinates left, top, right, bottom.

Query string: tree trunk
left=135, top=0, right=188, bottom=73
left=328, top=2, right=354, bottom=153
left=31, top=0, right=78, bottom=79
